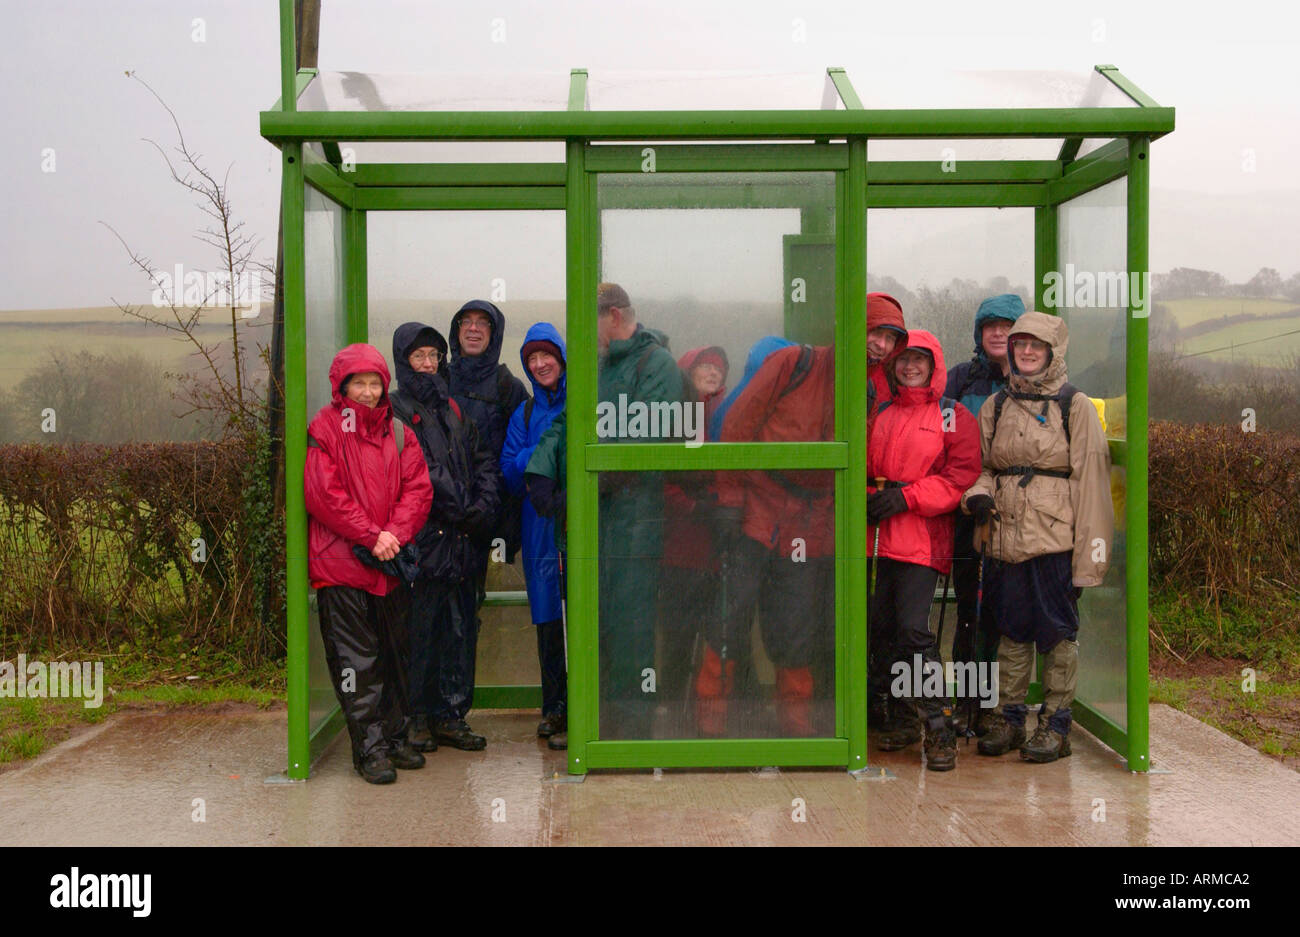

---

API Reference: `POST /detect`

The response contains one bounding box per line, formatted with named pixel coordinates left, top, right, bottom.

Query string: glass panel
left=866, top=206, right=1035, bottom=358
left=588, top=70, right=834, bottom=110
left=869, top=138, right=1064, bottom=162
left=366, top=210, right=566, bottom=692
left=599, top=469, right=838, bottom=739
left=1075, top=137, right=1116, bottom=160
left=337, top=141, right=565, bottom=164
left=300, top=71, right=572, bottom=112
left=1059, top=177, right=1128, bottom=731
left=855, top=67, right=1139, bottom=110
left=597, top=171, right=837, bottom=443
left=304, top=186, right=348, bottom=735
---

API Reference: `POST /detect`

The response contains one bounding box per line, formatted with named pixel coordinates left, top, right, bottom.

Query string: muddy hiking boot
left=1020, top=724, right=1071, bottom=763
left=923, top=724, right=958, bottom=772
left=389, top=740, right=427, bottom=770
left=408, top=715, right=439, bottom=753
left=547, top=731, right=567, bottom=751
left=356, top=752, right=397, bottom=785
left=977, top=712, right=1027, bottom=757
left=537, top=711, right=567, bottom=739
left=875, top=708, right=922, bottom=751
left=436, top=719, right=487, bottom=751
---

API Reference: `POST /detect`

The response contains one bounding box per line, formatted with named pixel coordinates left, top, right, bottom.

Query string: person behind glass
left=658, top=346, right=729, bottom=709
left=304, top=343, right=434, bottom=784
left=704, top=338, right=836, bottom=738
left=865, top=330, right=982, bottom=772
left=942, top=293, right=1025, bottom=730
left=390, top=323, right=503, bottom=752
left=446, top=300, right=530, bottom=603
left=961, top=311, right=1114, bottom=763
left=500, top=323, right=568, bottom=749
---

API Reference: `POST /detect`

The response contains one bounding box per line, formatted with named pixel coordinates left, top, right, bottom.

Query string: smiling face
left=1010, top=334, right=1050, bottom=375
left=527, top=349, right=562, bottom=391
left=457, top=311, right=492, bottom=357
left=344, top=371, right=384, bottom=408
left=981, top=318, right=1013, bottom=363
left=892, top=349, right=933, bottom=388
left=691, top=361, right=724, bottom=397
left=408, top=345, right=441, bottom=375
left=868, top=327, right=899, bottom=365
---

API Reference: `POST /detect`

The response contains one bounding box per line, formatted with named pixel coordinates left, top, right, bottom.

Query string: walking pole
left=967, top=536, right=989, bottom=741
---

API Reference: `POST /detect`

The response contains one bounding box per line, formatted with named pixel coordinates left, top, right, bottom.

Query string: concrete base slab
left=1, top=705, right=1296, bottom=846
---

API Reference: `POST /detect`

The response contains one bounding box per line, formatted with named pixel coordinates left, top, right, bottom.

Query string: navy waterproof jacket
left=943, top=293, right=1026, bottom=418
left=500, top=322, right=566, bottom=624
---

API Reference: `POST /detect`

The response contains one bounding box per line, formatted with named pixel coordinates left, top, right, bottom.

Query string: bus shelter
left=262, top=6, right=1171, bottom=779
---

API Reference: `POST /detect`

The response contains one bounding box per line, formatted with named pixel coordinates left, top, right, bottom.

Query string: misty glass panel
left=299, top=71, right=572, bottom=111
left=1059, top=177, right=1128, bottom=732
left=597, top=171, right=836, bottom=444
left=866, top=206, right=1035, bottom=361
left=367, top=209, right=566, bottom=689
left=305, top=185, right=348, bottom=733
left=869, top=138, right=1064, bottom=161
left=597, top=469, right=837, bottom=740
left=588, top=70, right=836, bottom=110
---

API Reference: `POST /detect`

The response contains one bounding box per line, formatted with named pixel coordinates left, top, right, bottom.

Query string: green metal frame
left=271, top=0, right=1164, bottom=777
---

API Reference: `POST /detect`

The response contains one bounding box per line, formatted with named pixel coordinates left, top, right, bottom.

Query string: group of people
left=305, top=279, right=1114, bottom=784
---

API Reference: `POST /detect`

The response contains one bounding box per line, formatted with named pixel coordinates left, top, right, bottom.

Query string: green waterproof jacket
left=526, top=324, right=684, bottom=559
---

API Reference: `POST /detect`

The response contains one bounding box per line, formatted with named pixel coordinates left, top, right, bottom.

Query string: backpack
left=461, top=363, right=528, bottom=424
left=991, top=383, right=1080, bottom=450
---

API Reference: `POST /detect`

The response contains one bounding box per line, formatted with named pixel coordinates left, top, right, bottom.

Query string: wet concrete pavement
left=1, top=704, right=1296, bottom=846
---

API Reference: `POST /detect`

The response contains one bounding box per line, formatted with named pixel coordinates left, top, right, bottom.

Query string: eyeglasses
left=1010, top=338, right=1049, bottom=353
left=409, top=350, right=443, bottom=364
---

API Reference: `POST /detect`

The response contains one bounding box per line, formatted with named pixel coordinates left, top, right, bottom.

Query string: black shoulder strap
left=1057, top=383, right=1078, bottom=450
left=523, top=397, right=535, bottom=428
left=992, top=388, right=1008, bottom=436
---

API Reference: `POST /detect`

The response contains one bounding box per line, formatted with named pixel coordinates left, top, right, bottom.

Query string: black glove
left=1073, top=586, right=1084, bottom=601
left=352, top=542, right=421, bottom=584
left=525, top=473, right=566, bottom=521
left=867, top=488, right=908, bottom=525
left=967, top=494, right=995, bottom=525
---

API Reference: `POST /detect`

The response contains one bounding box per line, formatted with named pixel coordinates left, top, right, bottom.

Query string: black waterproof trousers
left=408, top=576, right=481, bottom=724
left=535, top=618, right=567, bottom=719
left=868, top=558, right=952, bottom=721
left=656, top=565, right=716, bottom=702
left=316, top=585, right=412, bottom=766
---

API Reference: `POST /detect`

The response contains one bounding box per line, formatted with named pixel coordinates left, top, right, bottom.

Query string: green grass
left=1151, top=587, right=1300, bottom=674
left=1160, top=297, right=1299, bottom=328
left=1178, top=317, right=1300, bottom=365
left=0, top=642, right=284, bottom=766
left=1151, top=674, right=1300, bottom=768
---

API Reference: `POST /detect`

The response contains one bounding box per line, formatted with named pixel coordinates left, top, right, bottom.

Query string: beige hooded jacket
left=960, top=311, right=1115, bottom=587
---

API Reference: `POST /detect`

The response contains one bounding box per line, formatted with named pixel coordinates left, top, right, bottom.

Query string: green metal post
left=844, top=137, right=868, bottom=770
left=279, top=0, right=295, bottom=115
left=283, top=142, right=309, bottom=779
left=1035, top=202, right=1058, bottom=313
left=565, top=139, right=596, bottom=774
left=1125, top=137, right=1151, bottom=772
left=344, top=209, right=368, bottom=343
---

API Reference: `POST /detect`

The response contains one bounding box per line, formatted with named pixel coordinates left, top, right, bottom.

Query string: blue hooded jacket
left=708, top=335, right=797, bottom=441
left=500, top=322, right=566, bottom=624
left=943, top=293, right=1026, bottom=418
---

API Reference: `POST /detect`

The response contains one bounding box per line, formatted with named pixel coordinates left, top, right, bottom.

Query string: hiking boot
left=389, top=740, right=426, bottom=770
left=875, top=713, right=922, bottom=751
left=924, top=725, right=958, bottom=772
left=408, top=716, right=439, bottom=753
left=977, top=715, right=1027, bottom=756
left=1020, top=724, right=1071, bottom=763
left=436, top=719, right=487, bottom=751
left=547, top=732, right=567, bottom=751
left=356, top=752, right=397, bottom=785
left=537, top=711, right=567, bottom=739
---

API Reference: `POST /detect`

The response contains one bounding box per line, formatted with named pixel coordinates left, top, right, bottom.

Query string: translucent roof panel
left=336, top=141, right=565, bottom=163
left=869, top=137, right=1065, bottom=161
left=299, top=71, right=572, bottom=111
left=852, top=68, right=1139, bottom=110
left=587, top=70, right=842, bottom=110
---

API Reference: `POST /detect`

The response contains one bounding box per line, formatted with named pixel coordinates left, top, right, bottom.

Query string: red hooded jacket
left=867, top=330, right=981, bottom=575
left=867, top=292, right=907, bottom=420
left=305, top=344, right=434, bottom=595
left=718, top=343, right=836, bottom=558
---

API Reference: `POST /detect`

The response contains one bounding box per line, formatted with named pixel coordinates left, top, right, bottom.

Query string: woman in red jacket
left=305, top=343, right=434, bottom=784
left=866, top=330, right=982, bottom=771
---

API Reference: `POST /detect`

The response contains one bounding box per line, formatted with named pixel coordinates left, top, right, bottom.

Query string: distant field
left=1178, top=318, right=1300, bottom=365
left=1160, top=297, right=1299, bottom=328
